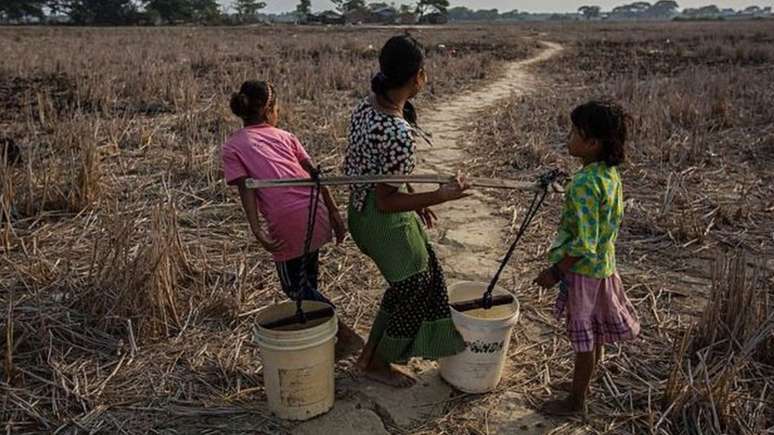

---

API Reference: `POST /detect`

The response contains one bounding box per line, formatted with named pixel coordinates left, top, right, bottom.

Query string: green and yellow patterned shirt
left=549, top=161, right=623, bottom=279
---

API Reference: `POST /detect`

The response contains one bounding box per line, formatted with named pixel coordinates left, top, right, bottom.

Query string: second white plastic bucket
left=254, top=300, right=338, bottom=421
left=440, top=281, right=520, bottom=393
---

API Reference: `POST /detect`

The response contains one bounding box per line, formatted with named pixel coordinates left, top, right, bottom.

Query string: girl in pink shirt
left=223, top=80, right=363, bottom=358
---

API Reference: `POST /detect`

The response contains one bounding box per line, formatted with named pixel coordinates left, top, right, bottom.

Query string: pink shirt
left=222, top=124, right=332, bottom=262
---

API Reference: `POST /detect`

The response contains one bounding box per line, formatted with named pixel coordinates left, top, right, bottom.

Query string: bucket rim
left=448, top=281, right=520, bottom=322
left=254, top=300, right=335, bottom=330
left=253, top=301, right=338, bottom=351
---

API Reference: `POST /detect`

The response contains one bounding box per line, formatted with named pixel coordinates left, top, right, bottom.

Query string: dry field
left=1, top=22, right=773, bottom=434
left=465, top=21, right=774, bottom=434
left=0, top=24, right=539, bottom=434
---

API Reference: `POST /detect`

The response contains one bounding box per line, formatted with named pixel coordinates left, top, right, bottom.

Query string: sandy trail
left=418, top=41, right=564, bottom=281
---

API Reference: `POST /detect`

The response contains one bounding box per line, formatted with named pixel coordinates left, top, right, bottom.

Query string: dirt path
left=294, top=40, right=564, bottom=435
left=419, top=40, right=563, bottom=281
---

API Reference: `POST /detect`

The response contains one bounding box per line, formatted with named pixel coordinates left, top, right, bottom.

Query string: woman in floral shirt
left=344, top=35, right=471, bottom=388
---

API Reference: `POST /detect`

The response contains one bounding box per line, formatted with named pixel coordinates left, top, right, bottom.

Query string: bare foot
left=540, top=397, right=584, bottom=416
left=335, top=322, right=364, bottom=361
left=365, top=363, right=417, bottom=388
left=354, top=344, right=375, bottom=374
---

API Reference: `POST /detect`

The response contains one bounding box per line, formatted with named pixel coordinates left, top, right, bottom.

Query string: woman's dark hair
left=570, top=100, right=629, bottom=166
left=371, top=35, right=425, bottom=100
left=230, top=80, right=275, bottom=122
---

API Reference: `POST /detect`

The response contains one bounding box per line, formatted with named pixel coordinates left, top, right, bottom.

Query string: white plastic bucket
left=254, top=300, right=338, bottom=421
left=440, top=281, right=520, bottom=393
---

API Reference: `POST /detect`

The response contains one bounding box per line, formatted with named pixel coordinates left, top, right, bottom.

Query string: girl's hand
left=256, top=232, right=285, bottom=253
left=439, top=172, right=472, bottom=202
left=417, top=207, right=438, bottom=228
left=330, top=211, right=347, bottom=244
left=534, top=268, right=560, bottom=289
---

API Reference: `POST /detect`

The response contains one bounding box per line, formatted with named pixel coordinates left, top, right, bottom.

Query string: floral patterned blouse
left=344, top=98, right=416, bottom=212
left=549, top=161, right=624, bottom=279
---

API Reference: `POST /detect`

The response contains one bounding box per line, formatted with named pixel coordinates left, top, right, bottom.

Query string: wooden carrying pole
left=245, top=174, right=546, bottom=192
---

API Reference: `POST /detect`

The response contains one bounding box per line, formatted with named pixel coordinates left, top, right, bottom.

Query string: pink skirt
left=554, top=272, right=640, bottom=353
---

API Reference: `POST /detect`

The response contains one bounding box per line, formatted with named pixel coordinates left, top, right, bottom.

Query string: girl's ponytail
left=230, top=92, right=250, bottom=118
left=371, top=72, right=389, bottom=96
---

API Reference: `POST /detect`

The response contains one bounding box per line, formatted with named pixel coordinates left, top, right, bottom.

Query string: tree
left=472, top=8, right=498, bottom=20
left=64, top=0, right=140, bottom=24
left=611, top=1, right=651, bottom=18
left=578, top=5, right=601, bottom=19
left=697, top=4, right=720, bottom=15
left=234, top=0, right=266, bottom=18
left=144, top=0, right=194, bottom=23
left=190, top=0, right=221, bottom=22
left=500, top=9, right=523, bottom=20
left=346, top=0, right=366, bottom=11
left=416, top=0, right=449, bottom=17
left=649, top=0, right=679, bottom=17
left=296, top=0, right=312, bottom=16
left=46, top=0, right=67, bottom=14
left=0, top=0, right=46, bottom=21
left=447, top=5, right=472, bottom=20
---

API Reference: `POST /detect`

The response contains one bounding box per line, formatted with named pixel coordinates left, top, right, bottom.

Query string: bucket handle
left=295, top=165, right=323, bottom=325
left=481, top=170, right=564, bottom=309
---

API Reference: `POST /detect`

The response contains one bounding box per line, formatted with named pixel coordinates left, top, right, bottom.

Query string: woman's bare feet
left=354, top=342, right=375, bottom=374
left=335, top=321, right=365, bottom=361
left=364, top=362, right=417, bottom=388
left=349, top=339, right=414, bottom=388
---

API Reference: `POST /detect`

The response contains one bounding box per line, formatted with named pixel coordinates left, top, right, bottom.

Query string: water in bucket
left=254, top=300, right=338, bottom=420
left=440, top=281, right=520, bottom=393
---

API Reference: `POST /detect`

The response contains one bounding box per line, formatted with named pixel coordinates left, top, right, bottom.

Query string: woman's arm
left=534, top=255, right=581, bottom=289
left=236, top=178, right=284, bottom=252
left=405, top=183, right=438, bottom=228
left=299, top=158, right=338, bottom=213
left=300, top=158, right=347, bottom=243
left=554, top=255, right=582, bottom=275
left=374, top=175, right=470, bottom=213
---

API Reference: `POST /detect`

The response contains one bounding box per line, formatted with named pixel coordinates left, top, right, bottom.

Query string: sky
left=220, top=0, right=774, bottom=14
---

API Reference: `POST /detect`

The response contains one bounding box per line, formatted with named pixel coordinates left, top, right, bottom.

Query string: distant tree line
left=0, top=0, right=455, bottom=25
left=322, top=0, right=448, bottom=19
left=1, top=0, right=771, bottom=24
left=0, top=0, right=273, bottom=24
left=446, top=1, right=771, bottom=21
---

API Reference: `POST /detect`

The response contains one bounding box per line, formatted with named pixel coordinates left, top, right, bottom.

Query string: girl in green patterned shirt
left=534, top=100, right=640, bottom=416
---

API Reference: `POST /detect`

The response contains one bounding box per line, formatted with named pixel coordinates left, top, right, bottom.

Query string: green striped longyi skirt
left=348, top=191, right=465, bottom=364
